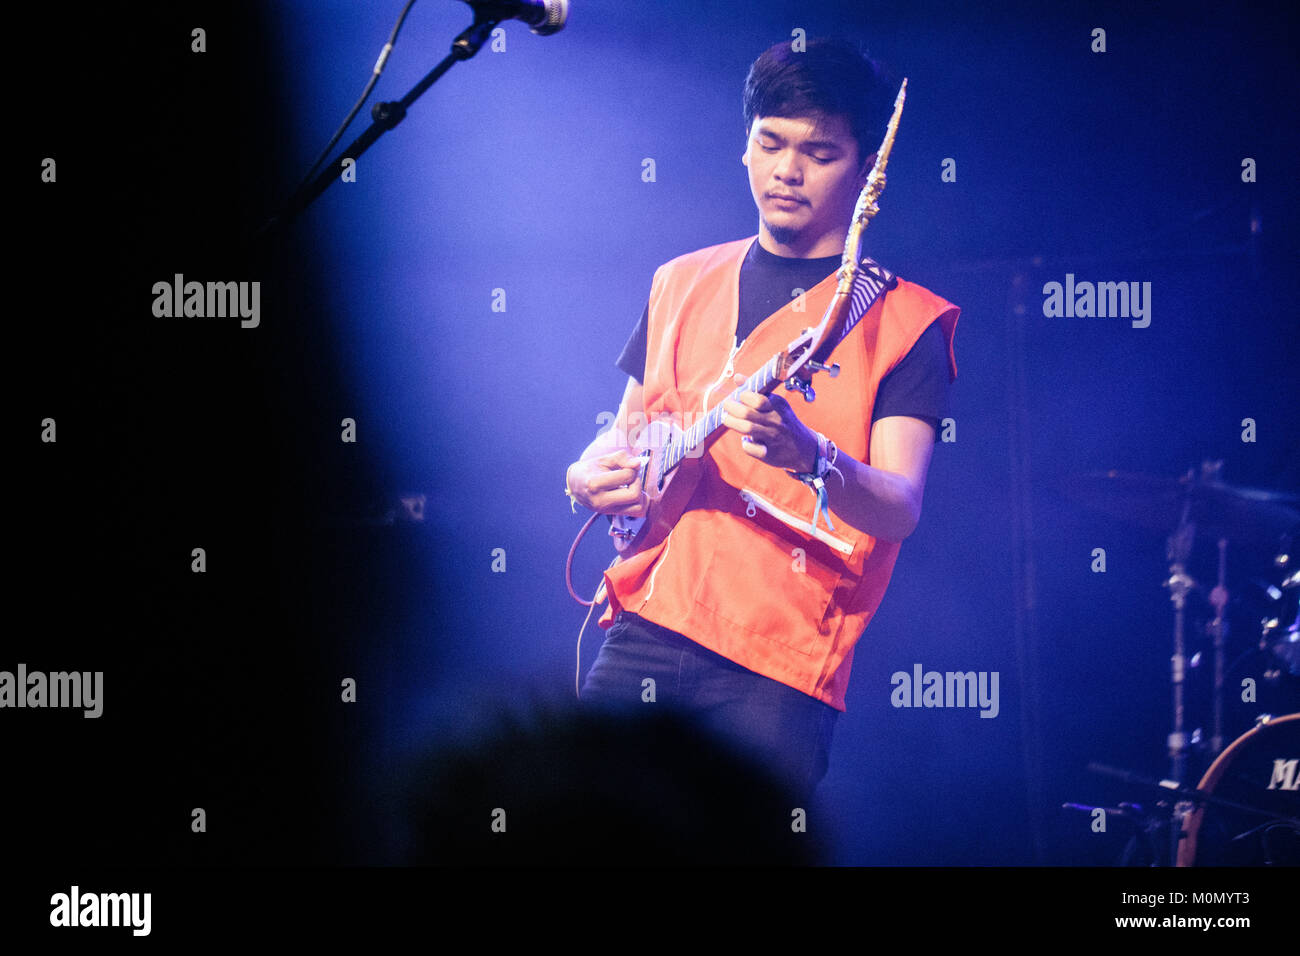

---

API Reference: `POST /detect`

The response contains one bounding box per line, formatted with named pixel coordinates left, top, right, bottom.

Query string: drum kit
left=1063, top=460, right=1300, bottom=866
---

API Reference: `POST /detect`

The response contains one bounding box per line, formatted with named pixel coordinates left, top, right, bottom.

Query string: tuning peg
left=807, top=360, right=840, bottom=377
left=784, top=377, right=815, bottom=402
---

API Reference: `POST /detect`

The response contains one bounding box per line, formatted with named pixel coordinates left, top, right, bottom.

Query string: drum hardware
left=1063, top=463, right=1300, bottom=746
left=1062, top=462, right=1299, bottom=550
left=1061, top=800, right=1170, bottom=867
left=1207, top=537, right=1229, bottom=756
left=1080, top=743, right=1300, bottom=866
left=1173, top=712, right=1300, bottom=866
left=1263, top=542, right=1299, bottom=676
left=1163, top=503, right=1196, bottom=799
left=1061, top=463, right=1299, bottom=864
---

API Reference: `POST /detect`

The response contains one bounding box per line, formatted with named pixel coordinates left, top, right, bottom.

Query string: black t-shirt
left=617, top=239, right=950, bottom=436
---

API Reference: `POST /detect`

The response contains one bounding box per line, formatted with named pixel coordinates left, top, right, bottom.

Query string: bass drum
left=1177, top=712, right=1300, bottom=865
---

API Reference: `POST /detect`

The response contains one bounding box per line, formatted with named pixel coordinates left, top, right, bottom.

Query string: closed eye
left=760, top=144, right=835, bottom=164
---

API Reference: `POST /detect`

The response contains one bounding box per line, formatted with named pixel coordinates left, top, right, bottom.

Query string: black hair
left=742, top=37, right=894, bottom=167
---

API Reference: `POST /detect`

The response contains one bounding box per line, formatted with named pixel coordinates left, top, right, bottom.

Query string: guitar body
left=609, top=418, right=704, bottom=560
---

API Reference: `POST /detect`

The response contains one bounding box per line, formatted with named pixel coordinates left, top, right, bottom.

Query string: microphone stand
left=259, top=14, right=500, bottom=238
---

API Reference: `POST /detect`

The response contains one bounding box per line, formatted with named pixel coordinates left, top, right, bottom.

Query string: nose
left=773, top=148, right=803, bottom=185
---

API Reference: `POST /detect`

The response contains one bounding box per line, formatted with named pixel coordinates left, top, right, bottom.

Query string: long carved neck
left=658, top=353, right=785, bottom=478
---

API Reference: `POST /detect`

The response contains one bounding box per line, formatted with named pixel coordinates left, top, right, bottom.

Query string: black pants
left=580, top=611, right=837, bottom=804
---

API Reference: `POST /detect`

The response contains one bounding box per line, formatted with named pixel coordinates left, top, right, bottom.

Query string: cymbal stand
left=1163, top=498, right=1197, bottom=864
left=1208, top=537, right=1230, bottom=756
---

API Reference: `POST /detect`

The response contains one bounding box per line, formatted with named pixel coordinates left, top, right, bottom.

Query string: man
left=565, top=38, right=959, bottom=803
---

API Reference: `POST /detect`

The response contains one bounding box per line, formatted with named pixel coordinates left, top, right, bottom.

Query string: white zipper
left=739, top=488, right=855, bottom=556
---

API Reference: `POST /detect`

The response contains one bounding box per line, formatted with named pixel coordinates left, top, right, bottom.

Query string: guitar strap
left=783, top=255, right=897, bottom=533
left=833, top=255, right=897, bottom=354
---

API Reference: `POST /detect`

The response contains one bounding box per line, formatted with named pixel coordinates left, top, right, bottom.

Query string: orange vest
left=598, top=236, right=959, bottom=710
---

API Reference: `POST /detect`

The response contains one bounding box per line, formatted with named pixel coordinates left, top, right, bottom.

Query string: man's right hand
left=566, top=450, right=649, bottom=516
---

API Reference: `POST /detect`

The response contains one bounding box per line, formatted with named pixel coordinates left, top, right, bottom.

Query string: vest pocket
left=689, top=503, right=845, bottom=658
left=737, top=488, right=855, bottom=556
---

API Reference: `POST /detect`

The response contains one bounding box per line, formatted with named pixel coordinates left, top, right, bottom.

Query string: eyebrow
left=755, top=127, right=845, bottom=151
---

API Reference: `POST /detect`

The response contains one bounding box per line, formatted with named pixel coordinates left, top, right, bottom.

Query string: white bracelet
left=819, top=434, right=844, bottom=486
left=789, top=431, right=842, bottom=487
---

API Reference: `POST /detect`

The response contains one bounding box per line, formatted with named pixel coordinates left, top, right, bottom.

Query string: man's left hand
left=721, top=390, right=819, bottom=473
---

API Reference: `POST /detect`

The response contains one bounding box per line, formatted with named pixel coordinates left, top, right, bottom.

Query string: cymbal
left=1061, top=470, right=1300, bottom=552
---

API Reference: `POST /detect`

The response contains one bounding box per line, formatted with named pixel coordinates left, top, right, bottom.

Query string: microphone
left=459, top=0, right=568, bottom=35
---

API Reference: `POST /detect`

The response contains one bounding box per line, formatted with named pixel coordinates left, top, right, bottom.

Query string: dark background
left=13, top=0, right=1298, bottom=875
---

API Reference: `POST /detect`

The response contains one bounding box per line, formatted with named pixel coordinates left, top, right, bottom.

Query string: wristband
left=786, top=431, right=845, bottom=531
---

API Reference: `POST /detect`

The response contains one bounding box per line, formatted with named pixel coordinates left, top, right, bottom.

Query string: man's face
left=742, top=113, right=871, bottom=255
